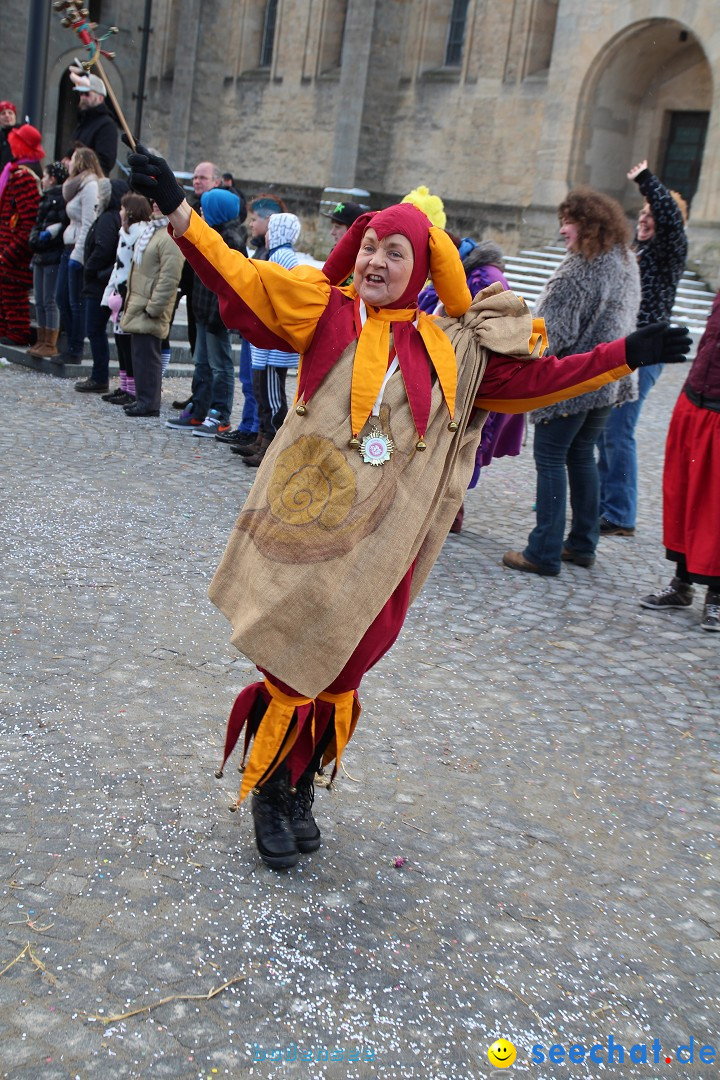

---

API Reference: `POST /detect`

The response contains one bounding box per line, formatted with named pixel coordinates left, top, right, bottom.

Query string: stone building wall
left=5, top=0, right=720, bottom=283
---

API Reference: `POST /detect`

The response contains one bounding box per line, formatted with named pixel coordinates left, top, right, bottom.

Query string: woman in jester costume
left=126, top=142, right=690, bottom=870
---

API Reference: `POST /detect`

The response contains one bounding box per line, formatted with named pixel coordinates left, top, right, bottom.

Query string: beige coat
left=121, top=227, right=184, bottom=338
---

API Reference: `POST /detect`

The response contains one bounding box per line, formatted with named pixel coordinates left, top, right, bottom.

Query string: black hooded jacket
left=82, top=178, right=128, bottom=299
left=71, top=102, right=118, bottom=175
left=29, top=184, right=69, bottom=266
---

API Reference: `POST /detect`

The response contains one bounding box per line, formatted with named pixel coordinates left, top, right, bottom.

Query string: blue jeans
left=84, top=297, right=110, bottom=383
left=192, top=323, right=235, bottom=423
left=56, top=250, right=85, bottom=356
left=597, top=364, right=663, bottom=529
left=33, top=263, right=60, bottom=329
left=238, top=337, right=258, bottom=433
left=524, top=406, right=612, bottom=574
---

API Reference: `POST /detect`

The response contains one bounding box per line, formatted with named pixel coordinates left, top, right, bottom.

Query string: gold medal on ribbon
left=358, top=428, right=394, bottom=466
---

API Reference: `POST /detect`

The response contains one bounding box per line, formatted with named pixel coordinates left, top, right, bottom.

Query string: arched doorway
left=55, top=69, right=80, bottom=161
left=569, top=19, right=712, bottom=210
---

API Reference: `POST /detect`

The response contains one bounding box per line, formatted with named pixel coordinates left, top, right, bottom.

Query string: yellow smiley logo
left=488, top=1038, right=517, bottom=1068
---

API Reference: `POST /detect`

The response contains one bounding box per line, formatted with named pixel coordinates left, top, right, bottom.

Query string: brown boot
left=242, top=436, right=272, bottom=468
left=232, top=433, right=265, bottom=457
left=27, top=328, right=47, bottom=357
left=36, top=329, right=60, bottom=358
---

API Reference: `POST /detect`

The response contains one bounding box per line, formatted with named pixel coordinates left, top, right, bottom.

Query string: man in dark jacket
left=166, top=188, right=247, bottom=434
left=71, top=73, right=118, bottom=176
left=598, top=159, right=688, bottom=536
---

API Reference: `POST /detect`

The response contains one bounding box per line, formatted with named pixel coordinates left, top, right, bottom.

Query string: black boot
left=251, top=771, right=299, bottom=869
left=289, top=771, right=321, bottom=853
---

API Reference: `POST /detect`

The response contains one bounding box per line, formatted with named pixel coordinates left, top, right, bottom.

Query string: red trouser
left=221, top=564, right=416, bottom=798
left=0, top=264, right=32, bottom=343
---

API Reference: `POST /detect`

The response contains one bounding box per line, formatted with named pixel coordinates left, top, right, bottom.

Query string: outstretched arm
left=168, top=200, right=192, bottom=237
left=125, top=140, right=330, bottom=352
left=174, top=211, right=331, bottom=353
left=475, top=324, right=691, bottom=413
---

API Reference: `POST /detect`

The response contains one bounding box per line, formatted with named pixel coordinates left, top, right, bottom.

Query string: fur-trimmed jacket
left=530, top=245, right=641, bottom=424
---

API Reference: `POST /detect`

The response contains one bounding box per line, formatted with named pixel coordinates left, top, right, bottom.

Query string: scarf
left=108, top=221, right=147, bottom=290
left=62, top=172, right=93, bottom=204
left=133, top=216, right=168, bottom=265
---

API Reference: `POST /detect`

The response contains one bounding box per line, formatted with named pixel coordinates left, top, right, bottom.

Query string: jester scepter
left=53, top=0, right=135, bottom=149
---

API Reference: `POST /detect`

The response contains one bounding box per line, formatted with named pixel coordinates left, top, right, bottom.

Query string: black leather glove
left=122, top=134, right=186, bottom=215
left=624, top=322, right=692, bottom=369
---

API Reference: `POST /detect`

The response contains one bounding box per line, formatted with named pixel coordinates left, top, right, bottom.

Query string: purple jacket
left=684, top=291, right=720, bottom=406
left=418, top=263, right=509, bottom=313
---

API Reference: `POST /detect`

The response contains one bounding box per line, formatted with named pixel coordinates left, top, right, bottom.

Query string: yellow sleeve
left=177, top=210, right=332, bottom=354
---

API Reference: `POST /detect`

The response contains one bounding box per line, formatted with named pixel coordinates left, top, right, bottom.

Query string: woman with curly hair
left=504, top=187, right=641, bottom=576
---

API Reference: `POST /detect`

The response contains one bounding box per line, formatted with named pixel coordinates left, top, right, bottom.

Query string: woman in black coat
left=75, top=177, right=128, bottom=393
left=27, top=162, right=69, bottom=358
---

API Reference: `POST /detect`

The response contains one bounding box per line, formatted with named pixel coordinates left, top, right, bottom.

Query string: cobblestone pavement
left=0, top=362, right=718, bottom=1080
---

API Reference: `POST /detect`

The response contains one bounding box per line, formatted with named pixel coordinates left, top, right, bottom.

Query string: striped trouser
left=254, top=365, right=288, bottom=437
left=0, top=264, right=32, bottom=343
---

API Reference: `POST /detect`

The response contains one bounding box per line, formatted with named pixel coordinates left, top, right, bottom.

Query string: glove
left=38, top=229, right=51, bottom=242
left=122, top=134, right=185, bottom=215
left=624, top=322, right=692, bottom=369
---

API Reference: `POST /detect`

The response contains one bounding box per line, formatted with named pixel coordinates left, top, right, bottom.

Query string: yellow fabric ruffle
left=417, top=312, right=458, bottom=420
left=350, top=305, right=414, bottom=436
left=317, top=689, right=361, bottom=777
left=239, top=680, right=312, bottom=800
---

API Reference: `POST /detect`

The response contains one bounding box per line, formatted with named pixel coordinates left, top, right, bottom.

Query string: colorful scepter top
left=53, top=0, right=135, bottom=148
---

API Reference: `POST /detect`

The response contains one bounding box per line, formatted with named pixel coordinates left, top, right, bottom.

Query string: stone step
left=1, top=340, right=195, bottom=379
left=504, top=246, right=716, bottom=339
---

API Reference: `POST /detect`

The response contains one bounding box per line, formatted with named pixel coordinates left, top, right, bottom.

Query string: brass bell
left=229, top=804, right=238, bottom=812
left=214, top=768, right=223, bottom=779
left=416, top=439, right=427, bottom=451
left=295, top=403, right=306, bottom=415
left=349, top=437, right=361, bottom=449
left=448, top=421, right=459, bottom=432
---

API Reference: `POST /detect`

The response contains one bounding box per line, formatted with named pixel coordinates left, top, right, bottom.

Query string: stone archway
left=569, top=18, right=712, bottom=210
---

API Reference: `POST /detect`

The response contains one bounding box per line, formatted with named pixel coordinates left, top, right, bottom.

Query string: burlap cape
left=209, top=284, right=539, bottom=697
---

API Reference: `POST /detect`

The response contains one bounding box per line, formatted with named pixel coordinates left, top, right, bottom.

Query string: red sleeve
left=474, top=338, right=632, bottom=413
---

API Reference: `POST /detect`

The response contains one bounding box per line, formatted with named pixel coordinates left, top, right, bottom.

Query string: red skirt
left=663, top=391, right=720, bottom=578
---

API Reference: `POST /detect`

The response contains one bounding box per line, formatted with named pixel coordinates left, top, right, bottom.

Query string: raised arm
left=631, top=162, right=686, bottom=251
left=125, top=139, right=330, bottom=353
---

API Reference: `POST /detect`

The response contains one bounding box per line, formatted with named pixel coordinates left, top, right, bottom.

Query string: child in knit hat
left=166, top=187, right=247, bottom=435
left=234, top=211, right=302, bottom=468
